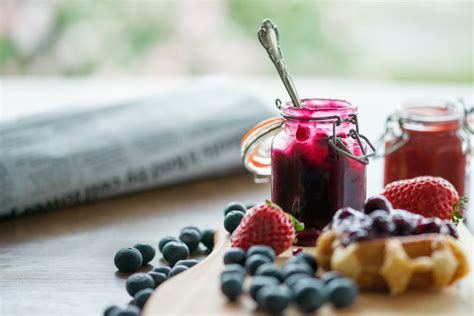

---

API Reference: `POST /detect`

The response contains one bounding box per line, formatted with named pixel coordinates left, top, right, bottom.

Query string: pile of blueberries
left=104, top=226, right=215, bottom=316
left=220, top=245, right=358, bottom=314
left=330, top=195, right=458, bottom=246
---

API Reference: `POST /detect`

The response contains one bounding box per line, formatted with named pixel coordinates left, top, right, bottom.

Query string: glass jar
left=241, top=98, right=375, bottom=244
left=383, top=99, right=471, bottom=195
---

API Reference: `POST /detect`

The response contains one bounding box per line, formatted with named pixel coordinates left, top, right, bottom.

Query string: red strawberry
left=231, top=200, right=303, bottom=255
left=382, top=176, right=468, bottom=223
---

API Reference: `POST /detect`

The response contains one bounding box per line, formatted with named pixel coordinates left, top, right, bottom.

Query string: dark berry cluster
left=105, top=226, right=215, bottom=316
left=328, top=195, right=459, bottom=247
left=220, top=245, right=358, bottom=313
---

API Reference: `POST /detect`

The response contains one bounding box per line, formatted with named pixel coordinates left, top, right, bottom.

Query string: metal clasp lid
left=460, top=99, right=474, bottom=135
left=373, top=114, right=409, bottom=158
left=241, top=99, right=377, bottom=179
left=374, top=98, right=473, bottom=158
left=327, top=113, right=376, bottom=165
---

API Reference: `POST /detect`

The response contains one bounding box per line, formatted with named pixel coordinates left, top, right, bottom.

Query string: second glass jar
left=384, top=99, right=470, bottom=195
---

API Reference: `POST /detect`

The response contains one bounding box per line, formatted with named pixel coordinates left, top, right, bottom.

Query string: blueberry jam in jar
left=241, top=99, right=375, bottom=246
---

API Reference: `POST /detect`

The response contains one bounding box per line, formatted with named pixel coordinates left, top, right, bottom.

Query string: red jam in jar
left=241, top=98, right=374, bottom=245
left=384, top=100, right=470, bottom=195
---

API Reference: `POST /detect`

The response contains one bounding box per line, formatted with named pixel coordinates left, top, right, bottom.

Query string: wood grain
left=0, top=173, right=269, bottom=316
left=144, top=224, right=474, bottom=316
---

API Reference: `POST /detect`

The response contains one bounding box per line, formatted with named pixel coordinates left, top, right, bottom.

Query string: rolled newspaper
left=0, top=80, right=272, bottom=217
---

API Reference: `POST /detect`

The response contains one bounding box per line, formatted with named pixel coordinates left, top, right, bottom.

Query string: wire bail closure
left=460, top=98, right=474, bottom=135
left=373, top=114, right=409, bottom=158
left=374, top=98, right=473, bottom=158
left=327, top=113, right=376, bottom=165
left=278, top=99, right=376, bottom=165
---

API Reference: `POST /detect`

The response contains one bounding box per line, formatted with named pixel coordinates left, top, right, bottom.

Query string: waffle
left=316, top=230, right=470, bottom=295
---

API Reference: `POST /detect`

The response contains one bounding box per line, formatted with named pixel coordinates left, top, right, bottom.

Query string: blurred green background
left=0, top=0, right=472, bottom=82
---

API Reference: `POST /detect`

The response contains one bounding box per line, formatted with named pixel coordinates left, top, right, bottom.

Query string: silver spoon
left=258, top=19, right=303, bottom=108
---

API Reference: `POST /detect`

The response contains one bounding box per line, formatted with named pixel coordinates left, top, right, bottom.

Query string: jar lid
left=240, top=117, right=283, bottom=177
left=399, top=99, right=464, bottom=123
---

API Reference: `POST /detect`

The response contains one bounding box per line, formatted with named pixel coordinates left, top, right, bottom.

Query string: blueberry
left=180, top=226, right=202, bottom=239
left=224, top=211, right=245, bottom=234
left=152, top=266, right=171, bottom=276
left=245, top=254, right=272, bottom=275
left=295, top=252, right=318, bottom=273
left=282, top=263, right=313, bottom=280
left=116, top=305, right=140, bottom=316
left=126, top=273, right=155, bottom=296
left=162, top=241, right=189, bottom=266
left=370, top=210, right=396, bottom=235
left=220, top=273, right=243, bottom=300
left=133, top=243, right=156, bottom=265
left=221, top=265, right=246, bottom=285
left=282, top=287, right=295, bottom=303
left=254, top=263, right=283, bottom=282
left=201, top=229, right=215, bottom=250
left=223, top=247, right=246, bottom=266
left=364, top=195, right=393, bottom=214
left=148, top=272, right=167, bottom=288
left=114, top=248, right=143, bottom=273
left=331, top=209, right=368, bottom=231
left=281, top=286, right=294, bottom=302
left=246, top=245, right=276, bottom=261
left=334, top=207, right=360, bottom=220
left=285, top=273, right=313, bottom=289
left=320, top=271, right=344, bottom=284
left=133, top=288, right=154, bottom=309
left=103, top=305, right=121, bottom=316
left=221, top=269, right=245, bottom=282
left=416, top=218, right=443, bottom=235
left=285, top=255, right=310, bottom=267
left=222, top=263, right=246, bottom=279
left=179, top=229, right=201, bottom=253
left=175, top=259, right=198, bottom=268
left=392, top=212, right=416, bottom=236
left=224, top=202, right=247, bottom=216
left=256, top=285, right=289, bottom=314
left=168, top=265, right=189, bottom=277
left=249, top=276, right=279, bottom=300
left=327, top=278, right=358, bottom=308
left=158, top=236, right=178, bottom=253
left=294, top=278, right=328, bottom=313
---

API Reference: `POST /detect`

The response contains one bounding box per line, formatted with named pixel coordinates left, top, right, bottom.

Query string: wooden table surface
left=0, top=77, right=472, bottom=316
left=0, top=172, right=267, bottom=316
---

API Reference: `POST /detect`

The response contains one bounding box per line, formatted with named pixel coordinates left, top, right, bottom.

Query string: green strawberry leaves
left=265, top=199, right=305, bottom=232
left=286, top=213, right=305, bottom=232
left=452, top=196, right=468, bottom=225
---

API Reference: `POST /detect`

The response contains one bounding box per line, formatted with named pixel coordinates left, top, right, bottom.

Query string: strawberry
left=382, top=176, right=468, bottom=224
left=231, top=200, right=304, bottom=255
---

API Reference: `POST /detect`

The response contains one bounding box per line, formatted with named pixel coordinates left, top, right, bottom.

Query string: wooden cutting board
left=143, top=224, right=474, bottom=315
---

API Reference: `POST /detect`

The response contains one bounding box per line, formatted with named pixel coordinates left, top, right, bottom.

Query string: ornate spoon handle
left=258, top=19, right=303, bottom=108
